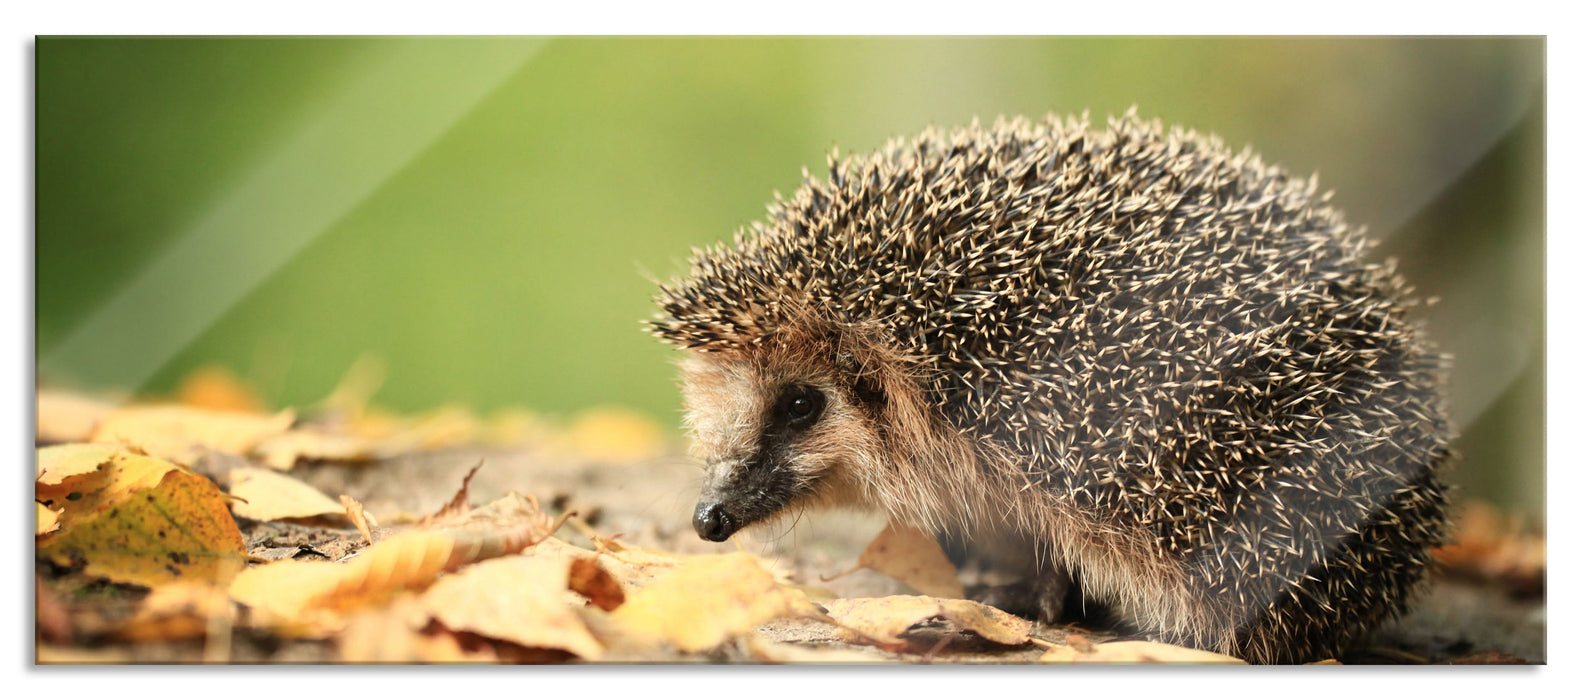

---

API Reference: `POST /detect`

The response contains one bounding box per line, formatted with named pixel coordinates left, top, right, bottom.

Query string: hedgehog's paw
left=967, top=570, right=1071, bottom=625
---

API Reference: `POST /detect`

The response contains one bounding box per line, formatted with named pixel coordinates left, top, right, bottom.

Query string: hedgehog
left=648, top=111, right=1452, bottom=664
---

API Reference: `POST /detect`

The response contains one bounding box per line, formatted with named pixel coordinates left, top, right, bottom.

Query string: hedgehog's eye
left=780, top=386, right=824, bottom=429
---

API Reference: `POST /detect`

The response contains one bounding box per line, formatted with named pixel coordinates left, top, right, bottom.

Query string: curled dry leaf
left=38, top=469, right=248, bottom=588
left=341, top=494, right=376, bottom=545
left=422, top=555, right=604, bottom=660
left=229, top=492, right=565, bottom=634
left=422, top=461, right=483, bottom=526
left=1039, top=639, right=1246, bottom=664
left=37, top=390, right=119, bottom=445
left=832, top=521, right=964, bottom=599
left=253, top=429, right=379, bottom=470
left=822, top=595, right=1031, bottom=649
left=605, top=552, right=827, bottom=653
left=568, top=557, right=625, bottom=611
left=227, top=466, right=345, bottom=521
left=1433, top=500, right=1545, bottom=595
left=90, top=404, right=295, bottom=465
left=117, top=581, right=235, bottom=642
left=337, top=592, right=496, bottom=664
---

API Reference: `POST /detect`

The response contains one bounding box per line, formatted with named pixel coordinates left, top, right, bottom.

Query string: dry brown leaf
left=116, top=581, right=235, bottom=642
left=36, top=645, right=131, bottom=664
left=566, top=406, right=666, bottom=462
left=422, top=461, right=483, bottom=526
left=175, top=365, right=268, bottom=413
left=342, top=494, right=376, bottom=545
left=38, top=469, right=248, bottom=588
left=568, top=557, right=625, bottom=611
left=822, top=595, right=1031, bottom=649
left=422, top=555, right=604, bottom=659
left=90, top=404, right=295, bottom=464
left=1039, top=639, right=1246, bottom=664
left=253, top=429, right=379, bottom=470
left=606, top=552, right=826, bottom=653
left=227, top=466, right=345, bottom=521
left=37, top=502, right=61, bottom=536
left=745, top=634, right=891, bottom=664
left=337, top=592, right=496, bottom=663
left=229, top=492, right=564, bottom=633
left=1433, top=500, right=1545, bottom=595
left=37, top=390, right=119, bottom=444
left=838, top=521, right=964, bottom=599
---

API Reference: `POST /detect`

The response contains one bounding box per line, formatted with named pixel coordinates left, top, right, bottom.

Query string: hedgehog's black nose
left=693, top=502, right=734, bottom=542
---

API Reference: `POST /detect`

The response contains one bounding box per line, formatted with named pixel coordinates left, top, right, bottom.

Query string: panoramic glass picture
left=34, top=36, right=1543, bottom=665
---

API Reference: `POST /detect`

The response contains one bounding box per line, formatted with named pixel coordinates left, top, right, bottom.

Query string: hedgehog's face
left=679, top=355, right=882, bottom=542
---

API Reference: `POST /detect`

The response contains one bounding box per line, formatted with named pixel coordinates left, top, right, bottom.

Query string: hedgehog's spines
left=652, top=113, right=1450, bottom=663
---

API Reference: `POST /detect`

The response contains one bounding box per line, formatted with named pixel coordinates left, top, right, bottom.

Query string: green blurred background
left=35, top=37, right=1544, bottom=514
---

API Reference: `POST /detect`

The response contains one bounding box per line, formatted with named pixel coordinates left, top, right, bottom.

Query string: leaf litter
left=33, top=364, right=1547, bottom=664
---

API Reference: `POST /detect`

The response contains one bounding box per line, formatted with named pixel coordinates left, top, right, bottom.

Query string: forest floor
left=33, top=376, right=1546, bottom=666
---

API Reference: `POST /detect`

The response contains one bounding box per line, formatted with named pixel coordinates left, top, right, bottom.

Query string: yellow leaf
left=37, top=390, right=118, bottom=444
left=229, top=492, right=565, bottom=633
left=38, top=469, right=248, bottom=588
left=36, top=446, right=186, bottom=539
left=36, top=442, right=121, bottom=483
left=822, top=595, right=1031, bottom=649
left=422, top=555, right=604, bottom=659
left=566, top=406, right=666, bottom=462
left=91, top=404, right=296, bottom=464
left=116, top=581, right=234, bottom=642
left=227, top=467, right=345, bottom=521
left=607, top=552, right=825, bottom=652
left=253, top=428, right=379, bottom=470
left=37, top=502, right=61, bottom=535
left=1039, top=639, right=1246, bottom=664
left=849, top=521, right=964, bottom=599
left=337, top=592, right=497, bottom=663
left=175, top=365, right=267, bottom=413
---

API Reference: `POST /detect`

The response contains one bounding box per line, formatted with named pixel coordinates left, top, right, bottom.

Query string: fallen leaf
left=745, top=634, right=891, bottom=664
left=421, top=461, right=483, bottom=526
left=253, top=429, right=379, bottom=470
left=116, top=581, right=234, bottom=642
left=37, top=390, right=119, bottom=444
left=832, top=521, right=963, bottom=599
left=38, top=469, right=248, bottom=588
left=422, top=555, right=604, bottom=659
left=91, top=404, right=296, bottom=464
left=342, top=494, right=376, bottom=545
left=568, top=557, right=625, bottom=611
left=37, top=502, right=61, bottom=535
left=822, top=595, right=1031, bottom=649
left=566, top=406, right=666, bottom=462
left=1039, top=639, right=1246, bottom=664
left=36, top=442, right=122, bottom=483
left=606, top=552, right=826, bottom=653
left=337, top=592, right=496, bottom=663
left=227, top=466, right=345, bottom=521
left=36, top=446, right=185, bottom=537
left=175, top=365, right=267, bottom=414
left=1433, top=500, right=1545, bottom=596
left=229, top=492, right=565, bottom=633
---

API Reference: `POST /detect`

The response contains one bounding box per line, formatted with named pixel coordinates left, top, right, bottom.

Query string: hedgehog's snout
left=693, top=501, right=736, bottom=542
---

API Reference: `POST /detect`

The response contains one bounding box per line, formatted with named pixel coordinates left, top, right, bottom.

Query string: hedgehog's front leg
left=938, top=529, right=1073, bottom=624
